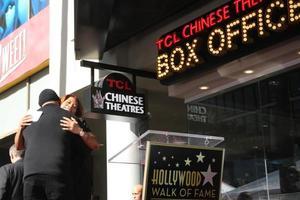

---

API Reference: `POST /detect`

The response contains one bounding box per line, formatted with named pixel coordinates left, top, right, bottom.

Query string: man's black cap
left=38, top=89, right=60, bottom=107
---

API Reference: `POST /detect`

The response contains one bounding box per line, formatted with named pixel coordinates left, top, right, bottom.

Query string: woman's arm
left=14, top=115, right=32, bottom=150
left=77, top=129, right=102, bottom=150
left=60, top=117, right=101, bottom=150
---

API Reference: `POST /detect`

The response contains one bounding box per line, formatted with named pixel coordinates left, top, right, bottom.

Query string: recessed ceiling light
left=244, top=69, right=254, bottom=74
left=298, top=51, right=300, bottom=55
left=199, top=86, right=209, bottom=90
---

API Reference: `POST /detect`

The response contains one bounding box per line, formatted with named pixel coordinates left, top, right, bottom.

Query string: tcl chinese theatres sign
left=156, top=0, right=300, bottom=84
left=91, top=73, right=146, bottom=117
left=0, top=7, right=49, bottom=92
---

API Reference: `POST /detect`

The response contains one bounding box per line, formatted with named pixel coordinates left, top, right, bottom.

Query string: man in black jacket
left=21, top=89, right=77, bottom=200
left=0, top=144, right=24, bottom=200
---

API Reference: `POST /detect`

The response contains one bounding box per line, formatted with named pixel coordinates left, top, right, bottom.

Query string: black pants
left=23, top=175, right=70, bottom=200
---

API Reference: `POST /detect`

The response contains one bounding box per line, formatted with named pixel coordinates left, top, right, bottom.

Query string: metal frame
left=80, top=60, right=156, bottom=88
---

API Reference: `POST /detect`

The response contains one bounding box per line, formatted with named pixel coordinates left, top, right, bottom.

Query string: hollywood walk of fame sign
left=143, top=142, right=225, bottom=200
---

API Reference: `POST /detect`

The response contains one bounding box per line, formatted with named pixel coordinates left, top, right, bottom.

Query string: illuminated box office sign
left=91, top=73, right=146, bottom=117
left=156, top=0, right=300, bottom=84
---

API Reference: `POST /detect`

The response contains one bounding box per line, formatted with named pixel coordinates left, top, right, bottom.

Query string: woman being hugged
left=60, top=94, right=100, bottom=150
left=60, top=94, right=101, bottom=200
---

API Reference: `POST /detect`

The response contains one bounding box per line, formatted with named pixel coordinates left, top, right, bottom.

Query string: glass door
left=187, top=67, right=300, bottom=200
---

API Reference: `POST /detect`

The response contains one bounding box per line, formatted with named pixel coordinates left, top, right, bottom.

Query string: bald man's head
left=132, top=184, right=143, bottom=200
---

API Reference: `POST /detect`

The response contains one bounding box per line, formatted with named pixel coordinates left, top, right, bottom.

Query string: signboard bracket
left=81, top=60, right=157, bottom=81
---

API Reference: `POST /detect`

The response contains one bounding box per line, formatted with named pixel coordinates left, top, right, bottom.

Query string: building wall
left=49, top=0, right=94, bottom=96
left=0, top=82, right=27, bottom=138
left=106, top=120, right=140, bottom=200
left=0, top=69, right=49, bottom=138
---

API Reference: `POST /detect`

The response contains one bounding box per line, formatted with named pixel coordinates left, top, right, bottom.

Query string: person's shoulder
left=41, top=104, right=60, bottom=112
left=0, top=163, right=13, bottom=168
left=0, top=164, right=7, bottom=177
left=47, top=105, right=71, bottom=116
left=75, top=117, right=84, bottom=124
left=59, top=107, right=74, bottom=117
left=0, top=163, right=13, bottom=173
left=0, top=164, right=6, bottom=171
left=77, top=118, right=91, bottom=131
left=13, top=160, right=24, bottom=171
left=14, top=159, right=23, bottom=166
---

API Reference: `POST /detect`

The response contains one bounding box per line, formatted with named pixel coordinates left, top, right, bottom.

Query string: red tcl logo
left=106, top=78, right=132, bottom=91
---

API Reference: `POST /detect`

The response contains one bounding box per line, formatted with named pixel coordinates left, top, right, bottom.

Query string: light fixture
left=298, top=51, right=300, bottom=55
left=199, top=86, right=209, bottom=90
left=244, top=69, right=254, bottom=74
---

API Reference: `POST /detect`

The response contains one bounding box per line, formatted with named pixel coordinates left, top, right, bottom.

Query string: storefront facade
left=153, top=0, right=300, bottom=199
left=0, top=0, right=300, bottom=200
